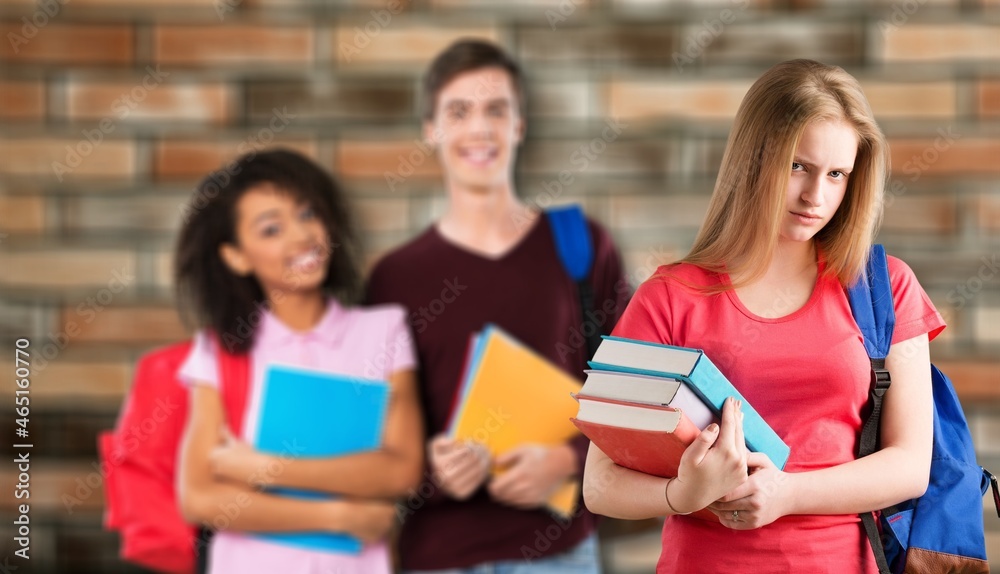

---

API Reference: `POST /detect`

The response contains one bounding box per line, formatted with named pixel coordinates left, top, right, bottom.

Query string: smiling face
left=219, top=182, right=331, bottom=296
left=781, top=118, right=860, bottom=244
left=423, top=66, right=524, bottom=193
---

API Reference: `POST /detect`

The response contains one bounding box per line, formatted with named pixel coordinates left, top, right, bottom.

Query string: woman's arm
left=582, top=445, right=677, bottom=520
left=177, top=384, right=397, bottom=541
left=210, top=368, right=424, bottom=497
left=788, top=332, right=933, bottom=512
left=584, top=397, right=748, bottom=519
left=709, top=334, right=934, bottom=527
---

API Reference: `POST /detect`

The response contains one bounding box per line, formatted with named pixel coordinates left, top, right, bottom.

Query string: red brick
left=0, top=196, right=44, bottom=233
left=0, top=23, right=133, bottom=64
left=353, top=197, right=410, bottom=232
left=889, top=138, right=1000, bottom=177
left=622, top=245, right=684, bottom=286
left=861, top=81, right=955, bottom=119
left=66, top=81, right=231, bottom=124
left=608, top=80, right=753, bottom=120
left=154, top=251, right=174, bottom=290
left=154, top=25, right=313, bottom=66
left=609, top=195, right=710, bottom=229
left=432, top=0, right=588, bottom=7
left=975, top=193, right=1000, bottom=233
left=517, top=28, right=620, bottom=64
left=69, top=0, right=220, bottom=6
left=614, top=0, right=772, bottom=6
left=335, top=140, right=443, bottom=182
left=63, top=306, right=188, bottom=344
left=794, top=0, right=956, bottom=6
left=698, top=23, right=862, bottom=66
left=65, top=195, right=187, bottom=233
left=530, top=82, right=592, bottom=118
left=334, top=25, right=498, bottom=65
left=0, top=463, right=106, bottom=512
left=154, top=139, right=318, bottom=181
left=0, top=138, right=136, bottom=181
left=519, top=139, right=669, bottom=177
left=976, top=308, right=1000, bottom=345
left=0, top=360, right=129, bottom=401
left=246, top=82, right=411, bottom=121
left=0, top=80, right=44, bottom=120
left=0, top=250, right=135, bottom=288
left=979, top=81, right=1000, bottom=118
left=246, top=0, right=399, bottom=7
left=882, top=24, right=1000, bottom=62
left=970, top=412, right=1000, bottom=458
left=881, top=195, right=956, bottom=233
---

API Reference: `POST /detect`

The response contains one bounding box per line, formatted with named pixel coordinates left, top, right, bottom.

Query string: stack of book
left=573, top=336, right=790, bottom=519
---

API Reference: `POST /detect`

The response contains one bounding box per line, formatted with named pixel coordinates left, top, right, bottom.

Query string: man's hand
left=487, top=444, right=577, bottom=509
left=428, top=434, right=491, bottom=500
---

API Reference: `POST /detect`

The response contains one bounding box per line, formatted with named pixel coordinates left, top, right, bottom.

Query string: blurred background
left=0, top=0, right=997, bottom=571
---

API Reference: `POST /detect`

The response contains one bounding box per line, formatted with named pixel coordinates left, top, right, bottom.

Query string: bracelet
left=664, top=477, right=692, bottom=515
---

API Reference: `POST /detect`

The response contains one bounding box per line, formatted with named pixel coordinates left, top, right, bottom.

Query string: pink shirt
left=178, top=299, right=416, bottom=574
left=611, top=256, right=945, bottom=574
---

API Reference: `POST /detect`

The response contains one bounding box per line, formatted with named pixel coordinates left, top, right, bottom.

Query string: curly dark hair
left=174, top=148, right=363, bottom=353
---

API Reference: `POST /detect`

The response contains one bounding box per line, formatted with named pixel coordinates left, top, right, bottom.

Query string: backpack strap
left=545, top=204, right=601, bottom=359
left=197, top=345, right=250, bottom=573
left=217, top=347, right=251, bottom=436
left=547, top=204, right=594, bottom=281
left=846, top=244, right=895, bottom=574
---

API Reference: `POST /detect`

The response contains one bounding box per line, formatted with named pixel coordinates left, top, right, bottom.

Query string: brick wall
left=0, top=0, right=997, bottom=571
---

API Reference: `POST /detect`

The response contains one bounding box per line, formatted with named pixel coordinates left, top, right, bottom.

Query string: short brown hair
left=421, top=38, right=525, bottom=120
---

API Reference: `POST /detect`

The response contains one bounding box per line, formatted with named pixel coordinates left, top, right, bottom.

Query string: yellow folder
left=449, top=325, right=583, bottom=517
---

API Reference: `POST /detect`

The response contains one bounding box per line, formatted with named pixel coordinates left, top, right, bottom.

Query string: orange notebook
left=449, top=325, right=583, bottom=517
left=572, top=394, right=717, bottom=521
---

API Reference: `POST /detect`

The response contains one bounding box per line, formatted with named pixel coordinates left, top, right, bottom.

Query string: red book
left=572, top=394, right=717, bottom=521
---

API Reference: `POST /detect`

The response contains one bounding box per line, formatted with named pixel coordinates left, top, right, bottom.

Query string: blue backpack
left=847, top=244, right=999, bottom=574
left=546, top=204, right=601, bottom=359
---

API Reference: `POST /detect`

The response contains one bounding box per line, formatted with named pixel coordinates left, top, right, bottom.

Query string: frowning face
left=781, top=118, right=859, bottom=244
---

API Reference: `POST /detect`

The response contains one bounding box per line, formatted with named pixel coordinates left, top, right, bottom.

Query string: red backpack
left=98, top=340, right=250, bottom=573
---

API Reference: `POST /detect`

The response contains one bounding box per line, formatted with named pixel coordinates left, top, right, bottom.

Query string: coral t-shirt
left=611, top=256, right=945, bottom=574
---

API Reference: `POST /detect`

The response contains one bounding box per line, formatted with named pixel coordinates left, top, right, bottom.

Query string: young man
left=366, top=39, right=629, bottom=572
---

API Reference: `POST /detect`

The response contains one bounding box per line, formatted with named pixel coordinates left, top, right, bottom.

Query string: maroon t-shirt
left=366, top=214, right=629, bottom=570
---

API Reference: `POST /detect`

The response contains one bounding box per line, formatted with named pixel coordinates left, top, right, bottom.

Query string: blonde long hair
left=682, top=59, right=888, bottom=288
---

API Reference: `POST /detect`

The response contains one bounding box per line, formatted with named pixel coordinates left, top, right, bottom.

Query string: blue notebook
left=588, top=335, right=790, bottom=469
left=251, top=364, right=391, bottom=554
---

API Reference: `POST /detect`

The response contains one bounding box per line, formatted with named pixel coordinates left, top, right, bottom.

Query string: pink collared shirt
left=178, top=299, right=416, bottom=574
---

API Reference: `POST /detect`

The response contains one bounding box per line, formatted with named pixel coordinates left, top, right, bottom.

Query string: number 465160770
left=14, top=339, right=30, bottom=434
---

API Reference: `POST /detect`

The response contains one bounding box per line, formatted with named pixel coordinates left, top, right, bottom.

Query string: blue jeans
left=404, top=533, right=601, bottom=574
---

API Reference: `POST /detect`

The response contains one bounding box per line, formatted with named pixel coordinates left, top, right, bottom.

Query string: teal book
left=251, top=364, right=391, bottom=554
left=588, top=335, right=790, bottom=469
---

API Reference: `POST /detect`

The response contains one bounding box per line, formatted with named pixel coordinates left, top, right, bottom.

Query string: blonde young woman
left=583, top=60, right=944, bottom=572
